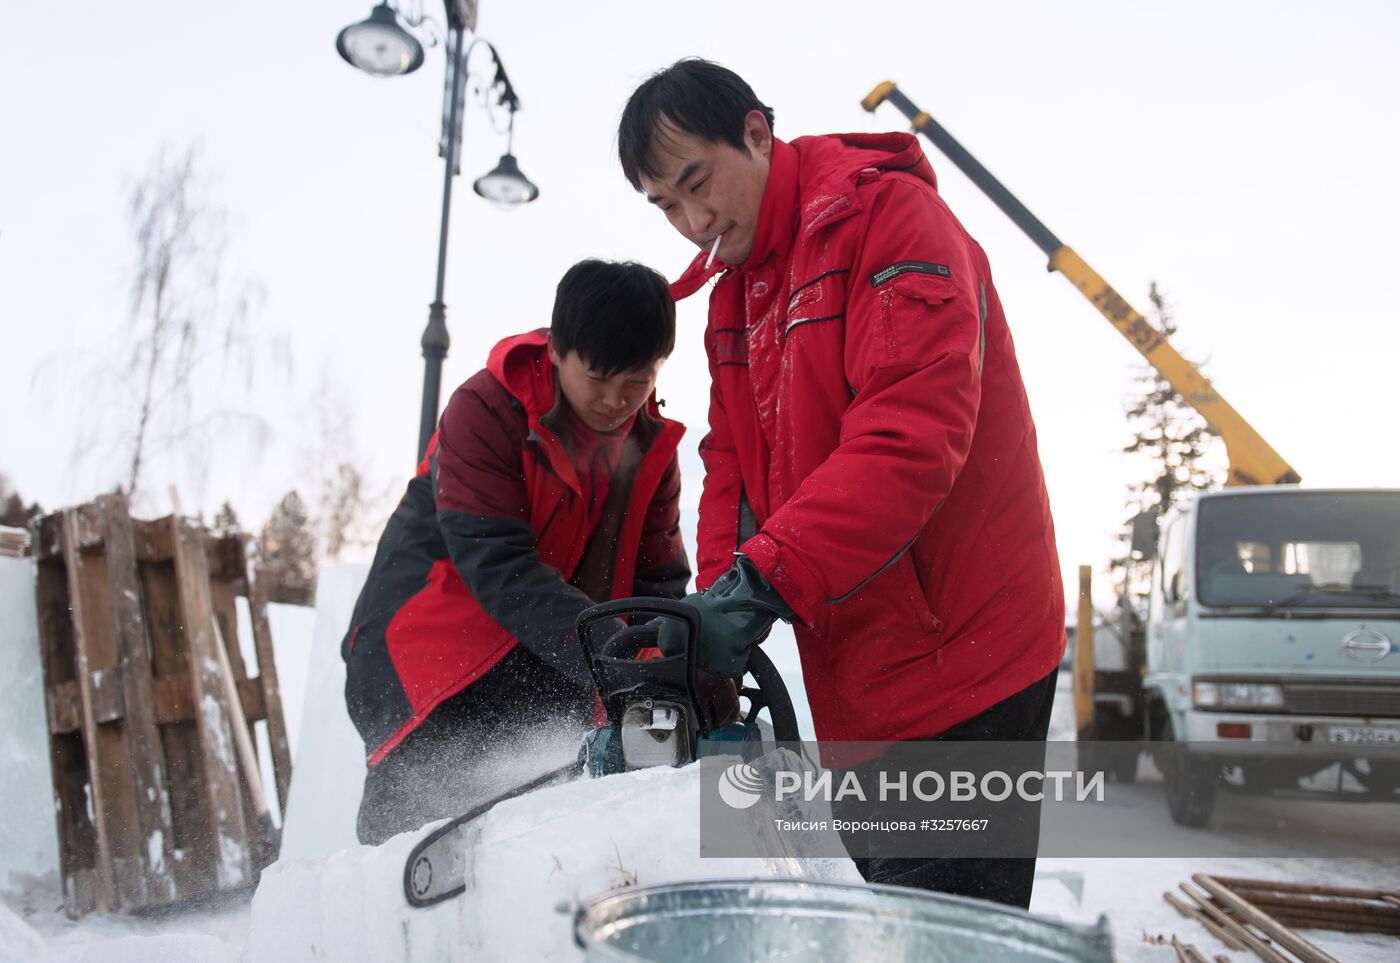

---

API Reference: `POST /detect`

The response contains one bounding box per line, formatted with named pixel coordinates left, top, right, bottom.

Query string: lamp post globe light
left=336, top=1, right=540, bottom=461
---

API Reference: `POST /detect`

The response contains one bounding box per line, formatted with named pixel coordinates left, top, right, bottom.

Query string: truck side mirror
left=1130, top=510, right=1159, bottom=560
left=1168, top=570, right=1186, bottom=602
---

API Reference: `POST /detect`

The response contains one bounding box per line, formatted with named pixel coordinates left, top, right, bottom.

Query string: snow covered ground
left=3, top=561, right=1398, bottom=961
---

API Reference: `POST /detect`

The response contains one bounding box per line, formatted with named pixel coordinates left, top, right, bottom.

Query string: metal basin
left=574, top=878, right=1113, bottom=962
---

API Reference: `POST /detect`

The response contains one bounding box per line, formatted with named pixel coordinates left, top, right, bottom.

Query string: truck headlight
left=1192, top=680, right=1283, bottom=709
left=1221, top=683, right=1284, bottom=708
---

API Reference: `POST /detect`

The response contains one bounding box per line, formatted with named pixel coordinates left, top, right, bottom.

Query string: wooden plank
left=149, top=674, right=266, bottom=727
left=99, top=494, right=177, bottom=906
left=1163, top=890, right=1248, bottom=952
left=47, top=681, right=82, bottom=735
left=34, top=513, right=62, bottom=560
left=72, top=502, right=106, bottom=551
left=59, top=510, right=117, bottom=914
left=68, top=510, right=159, bottom=910
left=131, top=516, right=175, bottom=564
left=172, top=515, right=252, bottom=890
left=1180, top=882, right=1292, bottom=963
left=1195, top=875, right=1338, bottom=963
left=87, top=667, right=125, bottom=723
left=209, top=568, right=248, bottom=682
left=44, top=671, right=265, bottom=736
left=248, top=571, right=293, bottom=816
left=35, top=545, right=99, bottom=919
left=141, top=543, right=213, bottom=899
left=204, top=533, right=244, bottom=581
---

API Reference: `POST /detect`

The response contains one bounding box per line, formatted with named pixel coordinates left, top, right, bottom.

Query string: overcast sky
left=3, top=1, right=1398, bottom=605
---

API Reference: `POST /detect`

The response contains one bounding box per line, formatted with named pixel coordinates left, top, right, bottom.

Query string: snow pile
left=247, top=761, right=859, bottom=962
left=1, top=902, right=48, bottom=961
left=0, top=558, right=60, bottom=894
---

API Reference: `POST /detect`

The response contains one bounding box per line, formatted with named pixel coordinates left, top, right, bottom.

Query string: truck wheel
left=1090, top=704, right=1140, bottom=783
left=1108, top=748, right=1139, bottom=784
left=1354, top=760, right=1400, bottom=796
left=1080, top=741, right=1141, bottom=783
left=1164, top=747, right=1217, bottom=828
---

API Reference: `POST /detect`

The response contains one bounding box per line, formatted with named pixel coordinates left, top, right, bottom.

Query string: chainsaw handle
left=577, top=598, right=700, bottom=705
left=596, top=623, right=660, bottom=660
left=743, top=646, right=801, bottom=744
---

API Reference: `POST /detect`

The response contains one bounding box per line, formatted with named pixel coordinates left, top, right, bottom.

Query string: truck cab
left=1140, top=487, right=1400, bottom=825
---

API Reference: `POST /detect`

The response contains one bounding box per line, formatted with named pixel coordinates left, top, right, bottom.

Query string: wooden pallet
left=33, top=495, right=292, bottom=918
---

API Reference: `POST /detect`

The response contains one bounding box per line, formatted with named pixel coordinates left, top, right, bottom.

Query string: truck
left=1106, top=486, right=1400, bottom=824
left=862, top=83, right=1400, bottom=826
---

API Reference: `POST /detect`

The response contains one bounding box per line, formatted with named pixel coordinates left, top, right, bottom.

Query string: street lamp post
left=336, top=2, right=540, bottom=461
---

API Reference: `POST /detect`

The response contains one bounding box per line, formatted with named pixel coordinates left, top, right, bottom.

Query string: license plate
left=1327, top=726, right=1400, bottom=744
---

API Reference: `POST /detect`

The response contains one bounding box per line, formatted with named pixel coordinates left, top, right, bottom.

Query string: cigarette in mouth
left=704, top=234, right=723, bottom=270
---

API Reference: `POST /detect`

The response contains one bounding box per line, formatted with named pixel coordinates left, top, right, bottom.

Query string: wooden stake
left=1179, top=881, right=1291, bottom=963
left=210, top=617, right=279, bottom=852
left=247, top=570, right=292, bottom=816
left=1194, top=875, right=1338, bottom=963
left=1164, top=891, right=1248, bottom=951
left=1214, top=876, right=1400, bottom=902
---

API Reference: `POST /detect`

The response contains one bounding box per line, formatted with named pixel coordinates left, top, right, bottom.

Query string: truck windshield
left=1196, top=492, right=1400, bottom=609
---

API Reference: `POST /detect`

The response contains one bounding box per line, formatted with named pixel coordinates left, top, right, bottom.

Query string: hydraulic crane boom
left=862, top=82, right=1300, bottom=487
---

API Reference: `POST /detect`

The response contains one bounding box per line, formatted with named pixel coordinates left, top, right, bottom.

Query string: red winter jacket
left=671, top=134, right=1065, bottom=742
left=342, top=331, right=688, bottom=764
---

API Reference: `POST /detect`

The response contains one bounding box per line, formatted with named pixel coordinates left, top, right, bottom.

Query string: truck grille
left=1282, top=682, right=1400, bottom=718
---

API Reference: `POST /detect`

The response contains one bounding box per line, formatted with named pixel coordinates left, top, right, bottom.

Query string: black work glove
left=657, top=555, right=795, bottom=679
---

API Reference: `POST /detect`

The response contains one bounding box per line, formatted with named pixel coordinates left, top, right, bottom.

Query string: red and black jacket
left=342, top=331, right=688, bottom=765
left=671, top=133, right=1065, bottom=742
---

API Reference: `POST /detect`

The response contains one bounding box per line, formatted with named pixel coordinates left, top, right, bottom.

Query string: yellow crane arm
left=862, top=82, right=1299, bottom=487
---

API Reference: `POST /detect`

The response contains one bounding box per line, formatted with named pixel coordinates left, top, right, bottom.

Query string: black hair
left=618, top=58, right=775, bottom=192
left=550, top=259, right=675, bottom=376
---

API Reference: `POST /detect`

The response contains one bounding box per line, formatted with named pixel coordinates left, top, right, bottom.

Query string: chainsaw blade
left=403, top=760, right=579, bottom=908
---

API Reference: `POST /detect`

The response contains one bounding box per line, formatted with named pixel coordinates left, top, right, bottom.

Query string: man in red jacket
left=343, top=259, right=688, bottom=844
left=620, top=60, right=1065, bottom=906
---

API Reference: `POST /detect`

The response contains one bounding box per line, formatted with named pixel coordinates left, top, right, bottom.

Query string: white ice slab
left=0, top=557, right=60, bottom=894
left=247, top=761, right=859, bottom=962
left=276, top=564, right=371, bottom=862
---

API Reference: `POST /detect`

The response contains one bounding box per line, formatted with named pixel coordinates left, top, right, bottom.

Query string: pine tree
left=255, top=491, right=317, bottom=605
left=0, top=474, right=38, bottom=529
left=1112, top=282, right=1223, bottom=596
left=211, top=500, right=242, bottom=536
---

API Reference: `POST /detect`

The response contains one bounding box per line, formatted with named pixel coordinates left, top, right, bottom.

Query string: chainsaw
left=403, top=598, right=800, bottom=908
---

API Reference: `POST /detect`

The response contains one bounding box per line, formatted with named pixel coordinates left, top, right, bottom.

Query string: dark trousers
left=852, top=668, right=1058, bottom=909
left=356, top=645, right=594, bottom=846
